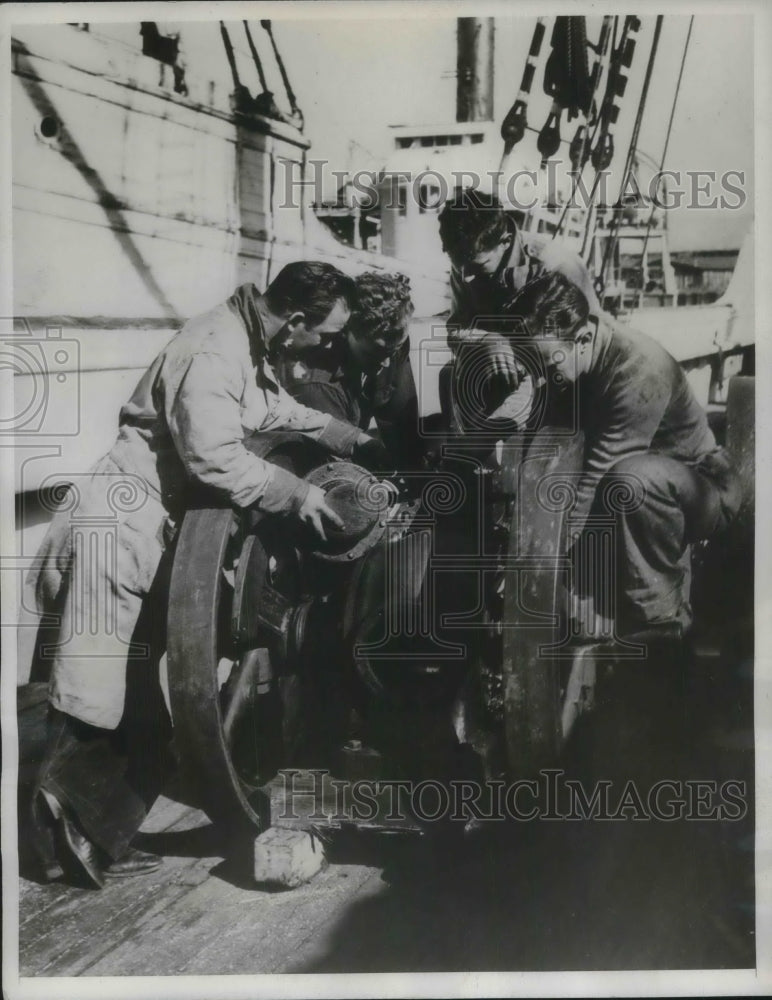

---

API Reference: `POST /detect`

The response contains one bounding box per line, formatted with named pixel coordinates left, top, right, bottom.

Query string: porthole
left=36, top=116, right=59, bottom=141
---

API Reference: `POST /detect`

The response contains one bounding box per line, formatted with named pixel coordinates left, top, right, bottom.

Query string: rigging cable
left=578, top=15, right=620, bottom=257
left=538, top=16, right=593, bottom=165
left=243, top=20, right=269, bottom=92
left=220, top=22, right=246, bottom=98
left=580, top=15, right=642, bottom=259
left=499, top=17, right=548, bottom=173
left=261, top=20, right=304, bottom=128
left=636, top=16, right=694, bottom=304
left=591, top=15, right=641, bottom=177
left=243, top=21, right=287, bottom=120
left=596, top=15, right=664, bottom=298
left=579, top=16, right=629, bottom=257
left=553, top=15, right=614, bottom=239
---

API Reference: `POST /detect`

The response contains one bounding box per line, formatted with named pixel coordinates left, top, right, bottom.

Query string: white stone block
left=253, top=827, right=326, bottom=889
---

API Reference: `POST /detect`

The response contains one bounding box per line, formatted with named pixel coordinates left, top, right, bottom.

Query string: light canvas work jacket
left=30, top=284, right=360, bottom=728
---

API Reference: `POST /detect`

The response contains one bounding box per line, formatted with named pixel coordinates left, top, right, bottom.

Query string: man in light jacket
left=29, top=261, right=377, bottom=887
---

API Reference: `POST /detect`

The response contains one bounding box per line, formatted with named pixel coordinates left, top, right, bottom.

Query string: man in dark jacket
left=440, top=188, right=599, bottom=331
left=276, top=271, right=424, bottom=470
left=513, top=271, right=741, bottom=636
left=437, top=187, right=601, bottom=430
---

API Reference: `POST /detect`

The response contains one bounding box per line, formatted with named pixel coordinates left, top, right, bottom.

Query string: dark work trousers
left=583, top=449, right=742, bottom=631
left=31, top=550, right=175, bottom=870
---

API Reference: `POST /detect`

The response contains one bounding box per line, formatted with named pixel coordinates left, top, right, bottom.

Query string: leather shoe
left=57, top=812, right=106, bottom=889
left=104, top=846, right=163, bottom=878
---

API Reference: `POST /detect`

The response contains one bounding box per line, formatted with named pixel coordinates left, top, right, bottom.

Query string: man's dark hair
left=438, top=187, right=512, bottom=261
left=514, top=272, right=591, bottom=340
left=265, top=261, right=357, bottom=327
left=350, top=271, right=414, bottom=344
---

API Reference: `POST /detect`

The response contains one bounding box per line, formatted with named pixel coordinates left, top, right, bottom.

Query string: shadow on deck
left=14, top=656, right=754, bottom=977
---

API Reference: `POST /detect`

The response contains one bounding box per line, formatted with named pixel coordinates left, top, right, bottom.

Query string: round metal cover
left=305, top=460, right=391, bottom=562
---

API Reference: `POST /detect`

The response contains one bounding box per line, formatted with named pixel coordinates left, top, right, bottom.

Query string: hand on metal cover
left=297, top=483, right=344, bottom=541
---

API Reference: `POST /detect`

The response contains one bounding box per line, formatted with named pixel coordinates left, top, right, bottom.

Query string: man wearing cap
left=28, top=261, right=380, bottom=887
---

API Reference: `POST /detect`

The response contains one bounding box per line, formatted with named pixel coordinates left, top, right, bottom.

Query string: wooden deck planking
left=17, top=718, right=388, bottom=979
left=80, top=862, right=383, bottom=977
left=16, top=798, right=754, bottom=976
left=15, top=681, right=755, bottom=976
left=20, top=852, right=218, bottom=976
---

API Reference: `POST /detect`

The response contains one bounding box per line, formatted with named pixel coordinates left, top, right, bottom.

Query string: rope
left=243, top=20, right=269, bottom=93
left=588, top=17, right=640, bottom=179
left=537, top=18, right=593, bottom=166
left=596, top=15, right=664, bottom=296
left=553, top=15, right=614, bottom=238
left=637, top=16, right=694, bottom=304
left=499, top=17, right=548, bottom=172
left=578, top=16, right=619, bottom=258
left=219, top=21, right=242, bottom=90
left=543, top=17, right=592, bottom=119
left=261, top=20, right=303, bottom=127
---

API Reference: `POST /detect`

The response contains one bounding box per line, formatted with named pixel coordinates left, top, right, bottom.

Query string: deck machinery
left=165, top=362, right=755, bottom=837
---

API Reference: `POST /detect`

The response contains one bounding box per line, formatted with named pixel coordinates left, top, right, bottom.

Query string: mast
left=456, top=18, right=495, bottom=121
